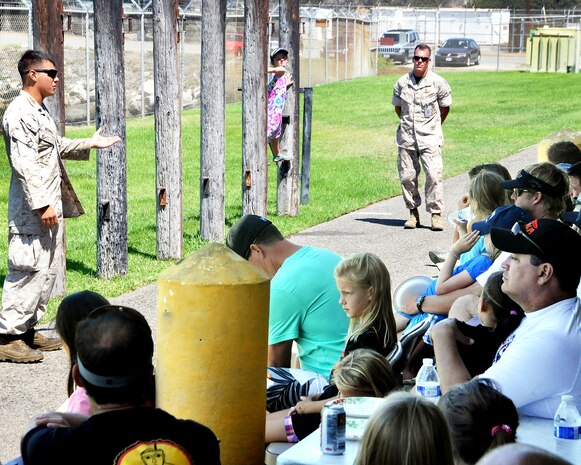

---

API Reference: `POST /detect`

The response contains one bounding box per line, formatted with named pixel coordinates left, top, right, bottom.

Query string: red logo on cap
left=524, top=220, right=538, bottom=236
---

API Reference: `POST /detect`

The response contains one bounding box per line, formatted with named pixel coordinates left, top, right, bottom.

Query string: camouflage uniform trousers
left=397, top=145, right=444, bottom=214
left=0, top=221, right=62, bottom=335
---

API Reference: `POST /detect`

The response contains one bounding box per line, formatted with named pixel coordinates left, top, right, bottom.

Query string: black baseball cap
left=501, top=169, right=567, bottom=198
left=490, top=219, right=581, bottom=281
left=270, top=47, right=288, bottom=59
left=226, top=215, right=276, bottom=259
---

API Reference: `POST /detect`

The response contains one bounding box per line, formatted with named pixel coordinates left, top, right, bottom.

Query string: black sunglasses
left=511, top=222, right=545, bottom=258
left=513, top=188, right=532, bottom=197
left=413, top=56, right=430, bottom=62
left=32, top=68, right=58, bottom=79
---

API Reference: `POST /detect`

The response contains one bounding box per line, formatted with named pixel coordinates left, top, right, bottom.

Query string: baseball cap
left=226, top=215, right=275, bottom=259
left=270, top=47, right=288, bottom=59
left=490, top=219, right=581, bottom=281
left=501, top=169, right=567, bottom=198
left=472, top=205, right=533, bottom=235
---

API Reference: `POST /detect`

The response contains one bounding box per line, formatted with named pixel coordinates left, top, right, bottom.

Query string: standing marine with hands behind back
left=0, top=50, right=121, bottom=363
left=393, top=43, right=452, bottom=231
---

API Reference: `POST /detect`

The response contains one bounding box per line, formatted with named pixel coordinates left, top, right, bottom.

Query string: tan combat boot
left=431, top=213, right=444, bottom=231
left=0, top=337, right=43, bottom=363
left=25, top=329, right=63, bottom=351
left=404, top=209, right=420, bottom=229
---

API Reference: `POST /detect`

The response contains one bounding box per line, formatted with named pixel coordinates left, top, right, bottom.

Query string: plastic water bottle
left=416, top=358, right=441, bottom=404
left=554, top=395, right=581, bottom=440
left=447, top=206, right=473, bottom=225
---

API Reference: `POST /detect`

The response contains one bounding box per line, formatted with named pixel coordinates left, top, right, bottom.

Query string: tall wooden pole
left=153, top=0, right=183, bottom=258
left=200, top=0, right=226, bottom=241
left=276, top=0, right=300, bottom=216
left=32, top=0, right=67, bottom=296
left=94, top=0, right=128, bottom=278
left=242, top=0, right=269, bottom=216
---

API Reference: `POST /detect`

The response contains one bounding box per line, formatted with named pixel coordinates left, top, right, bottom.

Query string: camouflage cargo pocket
left=7, top=233, right=42, bottom=272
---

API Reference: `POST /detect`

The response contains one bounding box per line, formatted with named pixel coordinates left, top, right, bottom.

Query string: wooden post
left=94, top=0, right=128, bottom=278
left=276, top=0, right=300, bottom=216
left=242, top=0, right=269, bottom=217
left=200, top=0, right=226, bottom=241
left=32, top=0, right=67, bottom=296
left=300, top=87, right=313, bottom=205
left=153, top=0, right=183, bottom=258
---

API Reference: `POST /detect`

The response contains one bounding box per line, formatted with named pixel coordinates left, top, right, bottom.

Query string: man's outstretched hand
left=89, top=127, right=121, bottom=149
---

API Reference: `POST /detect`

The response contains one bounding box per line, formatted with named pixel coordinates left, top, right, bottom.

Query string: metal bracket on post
left=158, top=188, right=167, bottom=207
left=299, top=87, right=313, bottom=205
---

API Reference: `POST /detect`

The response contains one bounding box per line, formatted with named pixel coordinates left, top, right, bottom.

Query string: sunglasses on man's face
left=32, top=68, right=58, bottom=79
left=413, top=56, right=430, bottom=63
left=513, top=188, right=532, bottom=197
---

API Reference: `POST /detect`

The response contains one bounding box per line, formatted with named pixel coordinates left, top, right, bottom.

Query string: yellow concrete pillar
left=538, top=128, right=581, bottom=162
left=156, top=243, right=270, bottom=465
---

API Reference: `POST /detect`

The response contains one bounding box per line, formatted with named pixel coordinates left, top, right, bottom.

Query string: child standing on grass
left=267, top=47, right=293, bottom=163
left=267, top=252, right=397, bottom=412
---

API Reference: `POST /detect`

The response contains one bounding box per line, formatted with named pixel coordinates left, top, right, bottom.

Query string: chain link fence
left=1, top=2, right=580, bottom=125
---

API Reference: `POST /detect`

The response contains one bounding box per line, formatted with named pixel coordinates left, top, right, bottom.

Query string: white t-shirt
left=481, top=297, right=581, bottom=419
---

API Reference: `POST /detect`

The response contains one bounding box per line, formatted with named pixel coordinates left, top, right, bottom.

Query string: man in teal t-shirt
left=226, top=215, right=349, bottom=376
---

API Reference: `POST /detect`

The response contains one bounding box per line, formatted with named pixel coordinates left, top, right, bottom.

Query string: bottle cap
left=422, top=358, right=434, bottom=365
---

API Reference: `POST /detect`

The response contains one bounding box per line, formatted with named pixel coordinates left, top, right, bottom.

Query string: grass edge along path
left=0, top=71, right=580, bottom=321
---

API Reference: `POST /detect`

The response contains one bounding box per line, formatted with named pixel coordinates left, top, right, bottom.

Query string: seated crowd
left=14, top=142, right=581, bottom=465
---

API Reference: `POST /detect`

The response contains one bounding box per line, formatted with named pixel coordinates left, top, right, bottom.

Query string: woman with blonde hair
left=355, top=391, right=454, bottom=465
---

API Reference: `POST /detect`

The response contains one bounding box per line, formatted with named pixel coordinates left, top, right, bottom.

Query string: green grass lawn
left=1, top=71, right=580, bottom=320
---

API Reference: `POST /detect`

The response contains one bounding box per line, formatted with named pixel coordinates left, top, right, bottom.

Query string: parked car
left=377, top=29, right=420, bottom=64
left=435, top=38, right=481, bottom=66
left=226, top=33, right=244, bottom=56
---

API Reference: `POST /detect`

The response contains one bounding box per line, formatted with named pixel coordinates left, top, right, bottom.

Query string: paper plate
left=324, top=397, right=385, bottom=440
left=392, top=275, right=433, bottom=312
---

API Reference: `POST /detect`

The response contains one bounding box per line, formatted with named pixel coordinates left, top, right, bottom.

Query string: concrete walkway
left=0, top=147, right=535, bottom=463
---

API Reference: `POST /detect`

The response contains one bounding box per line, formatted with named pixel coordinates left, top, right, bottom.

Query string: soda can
left=320, top=404, right=346, bottom=455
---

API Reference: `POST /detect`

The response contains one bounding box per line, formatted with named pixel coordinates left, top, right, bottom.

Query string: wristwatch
left=415, top=295, right=426, bottom=314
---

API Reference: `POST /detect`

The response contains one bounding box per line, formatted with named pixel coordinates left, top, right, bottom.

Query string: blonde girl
left=267, top=253, right=397, bottom=412
left=335, top=252, right=397, bottom=358
left=266, top=349, right=399, bottom=443
left=355, top=391, right=454, bottom=465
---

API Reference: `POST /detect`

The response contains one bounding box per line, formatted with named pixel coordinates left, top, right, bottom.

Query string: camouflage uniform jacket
left=2, top=91, right=91, bottom=235
left=392, top=70, right=452, bottom=150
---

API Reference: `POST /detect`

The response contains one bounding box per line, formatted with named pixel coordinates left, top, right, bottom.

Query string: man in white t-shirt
left=431, top=219, right=581, bottom=418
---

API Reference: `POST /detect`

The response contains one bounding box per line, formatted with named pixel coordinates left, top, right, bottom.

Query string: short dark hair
left=415, top=43, right=431, bottom=56
left=440, top=378, right=518, bottom=464
left=468, top=163, right=511, bottom=182
left=548, top=141, right=581, bottom=166
left=17, top=49, right=56, bottom=80
left=76, top=307, right=154, bottom=405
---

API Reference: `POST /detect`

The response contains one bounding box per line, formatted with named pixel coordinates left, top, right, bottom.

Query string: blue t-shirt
left=269, top=247, right=349, bottom=376
left=459, top=236, right=486, bottom=266
left=402, top=255, right=493, bottom=336
left=424, top=254, right=493, bottom=296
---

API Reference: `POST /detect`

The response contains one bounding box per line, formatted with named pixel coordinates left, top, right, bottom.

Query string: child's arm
left=293, top=395, right=336, bottom=415
left=268, top=66, right=286, bottom=77
left=435, top=230, right=480, bottom=295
